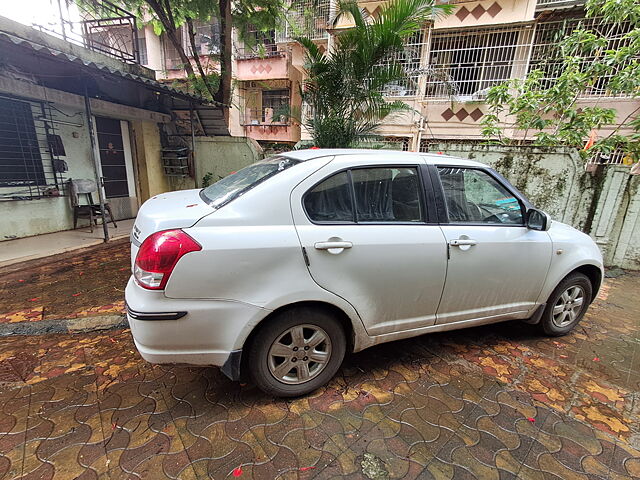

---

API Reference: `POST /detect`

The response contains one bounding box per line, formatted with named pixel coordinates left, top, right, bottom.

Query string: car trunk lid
left=130, top=189, right=211, bottom=263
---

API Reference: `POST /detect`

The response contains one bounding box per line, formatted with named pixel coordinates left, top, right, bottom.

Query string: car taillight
left=134, top=229, right=201, bottom=290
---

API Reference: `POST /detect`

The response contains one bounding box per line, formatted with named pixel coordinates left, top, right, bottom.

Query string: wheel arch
left=571, top=264, right=602, bottom=303
left=238, top=300, right=357, bottom=381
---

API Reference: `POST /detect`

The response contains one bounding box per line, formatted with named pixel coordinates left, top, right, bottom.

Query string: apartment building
left=135, top=0, right=638, bottom=155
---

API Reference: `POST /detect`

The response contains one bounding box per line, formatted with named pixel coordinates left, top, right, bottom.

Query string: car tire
left=248, top=307, right=346, bottom=397
left=540, top=273, right=592, bottom=336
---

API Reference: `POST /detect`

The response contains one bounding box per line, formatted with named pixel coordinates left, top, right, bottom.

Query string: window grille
left=137, top=29, right=148, bottom=65
left=190, top=21, right=221, bottom=56
left=163, top=33, right=184, bottom=70
left=425, top=24, right=534, bottom=100
left=277, top=0, right=331, bottom=42
left=536, top=0, right=585, bottom=8
left=587, top=150, right=634, bottom=166
left=243, top=89, right=291, bottom=125
left=0, top=95, right=67, bottom=201
left=380, top=31, right=426, bottom=98
left=31, top=0, right=140, bottom=64
left=381, top=137, right=410, bottom=151
left=237, top=27, right=279, bottom=58
left=529, top=15, right=636, bottom=96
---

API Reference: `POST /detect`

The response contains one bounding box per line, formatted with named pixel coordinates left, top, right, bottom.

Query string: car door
left=290, top=156, right=448, bottom=336
left=432, top=165, right=553, bottom=324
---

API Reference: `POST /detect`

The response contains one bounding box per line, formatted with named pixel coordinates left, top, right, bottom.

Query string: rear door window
left=304, top=167, right=423, bottom=223
left=304, top=171, right=353, bottom=222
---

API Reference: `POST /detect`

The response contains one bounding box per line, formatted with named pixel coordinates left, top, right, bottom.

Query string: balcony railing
left=529, top=16, right=636, bottom=97
left=235, top=45, right=286, bottom=60
left=535, top=0, right=585, bottom=8
left=276, top=0, right=331, bottom=42
left=30, top=0, right=139, bottom=64
left=242, top=107, right=290, bottom=126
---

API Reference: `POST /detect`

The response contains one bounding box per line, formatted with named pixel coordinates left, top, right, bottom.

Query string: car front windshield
left=200, top=156, right=300, bottom=209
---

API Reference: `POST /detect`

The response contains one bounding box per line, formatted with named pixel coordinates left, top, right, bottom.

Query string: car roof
left=280, top=148, right=487, bottom=168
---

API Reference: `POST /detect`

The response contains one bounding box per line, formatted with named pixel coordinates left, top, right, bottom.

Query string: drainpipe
left=414, top=115, right=425, bottom=153
left=84, top=82, right=110, bottom=242
left=190, top=103, right=196, bottom=181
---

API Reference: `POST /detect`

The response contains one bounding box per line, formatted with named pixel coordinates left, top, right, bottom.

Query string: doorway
left=94, top=116, right=138, bottom=220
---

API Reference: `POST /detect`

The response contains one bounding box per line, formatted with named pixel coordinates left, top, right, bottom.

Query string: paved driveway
left=0, top=273, right=638, bottom=479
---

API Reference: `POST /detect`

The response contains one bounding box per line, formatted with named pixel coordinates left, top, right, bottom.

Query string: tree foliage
left=104, top=0, right=285, bottom=107
left=480, top=0, right=640, bottom=162
left=296, top=0, right=452, bottom=148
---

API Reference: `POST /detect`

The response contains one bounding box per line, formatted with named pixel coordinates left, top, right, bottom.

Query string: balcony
left=30, top=0, right=140, bottom=64
left=241, top=107, right=300, bottom=143
left=276, top=0, right=330, bottom=42
left=235, top=48, right=291, bottom=81
left=535, top=0, right=585, bottom=10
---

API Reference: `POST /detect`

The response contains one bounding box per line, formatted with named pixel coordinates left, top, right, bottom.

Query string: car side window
left=304, top=167, right=423, bottom=223
left=304, top=171, right=354, bottom=222
left=352, top=167, right=422, bottom=222
left=437, top=167, right=523, bottom=225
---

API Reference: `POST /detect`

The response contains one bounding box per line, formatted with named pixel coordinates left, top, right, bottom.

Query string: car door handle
left=314, top=241, right=353, bottom=250
left=449, top=238, right=477, bottom=247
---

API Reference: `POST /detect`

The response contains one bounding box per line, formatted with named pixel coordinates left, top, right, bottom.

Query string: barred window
left=425, top=25, right=534, bottom=100
left=0, top=97, right=46, bottom=188
left=529, top=14, right=636, bottom=96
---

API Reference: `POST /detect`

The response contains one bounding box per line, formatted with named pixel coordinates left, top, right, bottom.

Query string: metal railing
left=587, top=150, right=634, bottom=166
left=30, top=0, right=139, bottom=64
left=235, top=45, right=286, bottom=60
left=276, top=0, right=331, bottom=42
left=529, top=16, right=636, bottom=97
left=536, top=0, right=585, bottom=8
left=0, top=94, right=68, bottom=201
left=379, top=31, right=425, bottom=97
left=424, top=24, right=535, bottom=100
left=242, top=107, right=291, bottom=126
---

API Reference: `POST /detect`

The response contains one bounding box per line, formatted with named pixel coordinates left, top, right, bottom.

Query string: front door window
left=437, top=167, right=523, bottom=225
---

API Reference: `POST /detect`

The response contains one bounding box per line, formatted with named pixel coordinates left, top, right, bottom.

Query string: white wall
left=0, top=102, right=98, bottom=240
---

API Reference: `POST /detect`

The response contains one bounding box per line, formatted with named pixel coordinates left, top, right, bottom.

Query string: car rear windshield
left=200, top=156, right=300, bottom=209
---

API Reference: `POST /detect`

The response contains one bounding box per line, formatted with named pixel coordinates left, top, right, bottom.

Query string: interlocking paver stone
left=0, top=246, right=639, bottom=479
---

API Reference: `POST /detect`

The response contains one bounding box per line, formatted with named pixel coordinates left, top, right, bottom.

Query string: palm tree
left=296, top=0, right=452, bottom=148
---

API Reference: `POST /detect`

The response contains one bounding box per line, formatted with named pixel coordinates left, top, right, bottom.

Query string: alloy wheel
left=267, top=324, right=332, bottom=385
left=552, top=285, right=585, bottom=327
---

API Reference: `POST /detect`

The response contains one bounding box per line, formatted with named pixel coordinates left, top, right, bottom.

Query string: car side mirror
left=526, top=208, right=551, bottom=231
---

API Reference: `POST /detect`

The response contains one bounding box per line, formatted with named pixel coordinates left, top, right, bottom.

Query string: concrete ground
left=0, top=244, right=638, bottom=479
left=0, top=219, right=134, bottom=268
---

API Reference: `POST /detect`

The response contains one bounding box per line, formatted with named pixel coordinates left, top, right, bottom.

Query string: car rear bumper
left=125, top=277, right=269, bottom=369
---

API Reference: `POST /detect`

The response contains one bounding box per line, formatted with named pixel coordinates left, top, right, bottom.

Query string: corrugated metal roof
left=0, top=30, right=208, bottom=103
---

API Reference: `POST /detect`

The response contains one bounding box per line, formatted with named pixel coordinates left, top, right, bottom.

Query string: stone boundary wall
left=431, top=144, right=639, bottom=270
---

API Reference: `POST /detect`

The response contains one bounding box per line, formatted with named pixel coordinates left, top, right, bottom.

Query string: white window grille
left=380, top=31, right=426, bottom=98
left=536, top=0, right=585, bottom=8
left=424, top=24, right=534, bottom=100
left=529, top=14, right=636, bottom=97
left=381, top=137, right=410, bottom=151
left=189, top=21, right=221, bottom=56
left=243, top=88, right=291, bottom=125
left=587, top=150, right=634, bottom=166
left=137, top=28, right=148, bottom=65
left=237, top=27, right=279, bottom=58
left=277, top=0, right=331, bottom=42
left=434, top=0, right=481, bottom=3
left=163, top=32, right=184, bottom=70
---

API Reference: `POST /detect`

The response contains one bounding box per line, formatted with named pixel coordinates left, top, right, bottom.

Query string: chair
left=68, top=179, right=117, bottom=232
